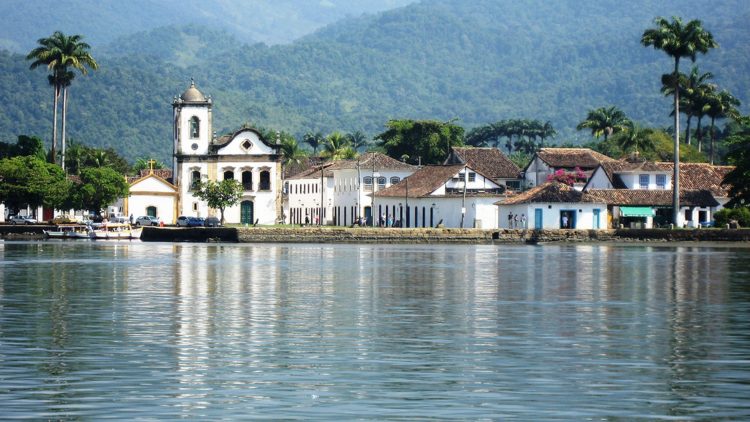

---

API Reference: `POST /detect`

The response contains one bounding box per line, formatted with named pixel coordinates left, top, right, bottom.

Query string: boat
left=43, top=224, right=93, bottom=239
left=90, top=222, right=143, bottom=240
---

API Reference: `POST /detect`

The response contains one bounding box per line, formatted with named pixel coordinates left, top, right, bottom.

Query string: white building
left=285, top=153, right=416, bottom=226
left=172, top=81, right=282, bottom=224
left=444, top=147, right=522, bottom=191
left=125, top=169, right=178, bottom=224
left=373, top=164, right=505, bottom=229
left=497, top=182, right=609, bottom=230
left=523, top=147, right=615, bottom=188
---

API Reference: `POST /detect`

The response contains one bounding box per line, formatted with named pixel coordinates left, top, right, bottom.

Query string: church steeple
left=173, top=80, right=213, bottom=157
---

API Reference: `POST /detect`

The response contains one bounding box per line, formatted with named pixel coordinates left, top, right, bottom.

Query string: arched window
left=146, top=206, right=157, bottom=218
left=259, top=170, right=271, bottom=191
left=224, top=170, right=234, bottom=180
left=189, top=116, right=200, bottom=139
left=363, top=176, right=373, bottom=185
left=242, top=171, right=253, bottom=190
left=390, top=176, right=400, bottom=185
left=378, top=177, right=386, bottom=188
left=191, top=170, right=201, bottom=190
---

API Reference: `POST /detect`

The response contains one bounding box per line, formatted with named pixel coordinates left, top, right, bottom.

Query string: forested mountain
left=0, top=0, right=415, bottom=51
left=0, top=0, right=748, bottom=164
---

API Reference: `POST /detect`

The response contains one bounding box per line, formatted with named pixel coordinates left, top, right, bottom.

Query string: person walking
left=520, top=213, right=527, bottom=229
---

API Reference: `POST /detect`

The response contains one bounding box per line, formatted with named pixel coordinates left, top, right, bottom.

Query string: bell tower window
left=189, top=116, right=200, bottom=139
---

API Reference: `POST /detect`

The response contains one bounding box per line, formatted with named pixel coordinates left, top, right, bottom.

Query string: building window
left=224, top=170, right=234, bottom=181
left=468, top=172, right=476, bottom=182
left=506, top=180, right=521, bottom=191
left=146, top=206, right=157, bottom=218
left=363, top=176, right=373, bottom=192
left=656, top=174, right=666, bottom=189
left=378, top=176, right=386, bottom=189
left=390, top=176, right=400, bottom=185
left=190, top=170, right=201, bottom=190
left=639, top=174, right=649, bottom=189
left=189, top=116, right=200, bottom=139
left=242, top=171, right=253, bottom=190
left=259, top=170, right=271, bottom=191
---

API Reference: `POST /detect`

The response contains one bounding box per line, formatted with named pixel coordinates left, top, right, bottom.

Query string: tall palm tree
left=26, top=31, right=97, bottom=170
left=705, top=90, right=741, bottom=164
left=691, top=82, right=716, bottom=152
left=346, top=131, right=369, bottom=152
left=303, top=132, right=324, bottom=156
left=662, top=66, right=713, bottom=146
left=576, top=106, right=630, bottom=142
left=617, top=122, right=654, bottom=155
left=642, top=16, right=717, bottom=224
left=539, top=121, right=557, bottom=148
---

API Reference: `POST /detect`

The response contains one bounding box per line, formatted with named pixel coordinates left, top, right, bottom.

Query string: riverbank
left=2, top=225, right=748, bottom=243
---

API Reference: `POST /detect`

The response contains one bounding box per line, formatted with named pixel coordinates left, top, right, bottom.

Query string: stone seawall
left=139, top=226, right=750, bottom=244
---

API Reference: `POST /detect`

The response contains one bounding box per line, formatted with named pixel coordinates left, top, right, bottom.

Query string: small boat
left=90, top=223, right=143, bottom=240
left=44, top=224, right=93, bottom=239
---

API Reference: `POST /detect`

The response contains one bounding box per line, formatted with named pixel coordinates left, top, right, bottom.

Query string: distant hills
left=0, top=0, right=748, bottom=164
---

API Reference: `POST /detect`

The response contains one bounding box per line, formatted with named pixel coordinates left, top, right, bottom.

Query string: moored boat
left=43, top=224, right=93, bottom=239
left=90, top=223, right=143, bottom=240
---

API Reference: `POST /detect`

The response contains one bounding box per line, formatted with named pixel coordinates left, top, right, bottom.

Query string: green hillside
left=0, top=0, right=748, bottom=164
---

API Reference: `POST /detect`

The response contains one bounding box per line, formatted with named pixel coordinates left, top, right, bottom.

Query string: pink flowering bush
left=546, top=167, right=586, bottom=186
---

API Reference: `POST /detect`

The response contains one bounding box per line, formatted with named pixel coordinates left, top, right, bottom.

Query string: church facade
left=172, top=81, right=283, bottom=224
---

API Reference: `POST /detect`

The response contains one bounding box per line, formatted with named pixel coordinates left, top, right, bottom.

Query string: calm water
left=0, top=241, right=749, bottom=420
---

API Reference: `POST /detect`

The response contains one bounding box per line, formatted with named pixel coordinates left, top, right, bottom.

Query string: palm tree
left=576, top=106, right=631, bottom=142
left=64, top=141, right=86, bottom=175
left=539, top=121, right=557, bottom=148
left=303, top=132, right=324, bottom=156
left=642, top=16, right=717, bottom=224
left=705, top=90, right=741, bottom=164
left=26, top=31, right=97, bottom=170
left=279, top=137, right=307, bottom=165
left=322, top=132, right=356, bottom=160
left=691, top=82, right=716, bottom=152
left=346, top=131, right=370, bottom=152
left=662, top=66, right=713, bottom=147
left=617, top=122, right=654, bottom=155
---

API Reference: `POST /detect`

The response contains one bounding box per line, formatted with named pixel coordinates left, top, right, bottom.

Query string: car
left=699, top=221, right=715, bottom=228
left=135, top=215, right=160, bottom=226
left=10, top=215, right=37, bottom=225
left=176, top=216, right=205, bottom=227
left=204, top=217, right=221, bottom=227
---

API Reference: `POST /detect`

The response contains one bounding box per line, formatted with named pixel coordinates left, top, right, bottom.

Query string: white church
left=125, top=81, right=283, bottom=224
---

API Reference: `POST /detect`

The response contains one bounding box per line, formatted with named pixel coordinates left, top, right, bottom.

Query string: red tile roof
left=501, top=182, right=605, bottom=205
left=373, top=165, right=465, bottom=198
left=533, top=147, right=616, bottom=169
left=446, top=147, right=520, bottom=179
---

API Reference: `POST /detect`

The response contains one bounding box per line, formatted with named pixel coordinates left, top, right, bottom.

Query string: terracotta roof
left=326, top=152, right=415, bottom=171
left=126, top=169, right=174, bottom=184
left=284, top=157, right=326, bottom=178
left=673, top=162, right=733, bottom=198
left=533, top=148, right=615, bottom=169
left=373, top=165, right=465, bottom=198
left=501, top=182, right=606, bottom=205
left=588, top=189, right=719, bottom=207
left=445, top=147, right=520, bottom=179
left=286, top=161, right=335, bottom=180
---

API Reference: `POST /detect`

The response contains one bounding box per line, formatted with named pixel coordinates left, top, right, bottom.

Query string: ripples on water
left=0, top=241, right=749, bottom=420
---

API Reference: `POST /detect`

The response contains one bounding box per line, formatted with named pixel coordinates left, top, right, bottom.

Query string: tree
left=705, top=90, right=740, bottom=164
left=71, top=166, right=129, bottom=216
left=0, top=155, right=71, bottom=215
left=346, top=131, right=370, bottom=152
left=722, top=116, right=750, bottom=207
left=0, top=135, right=47, bottom=160
left=322, top=131, right=356, bottom=160
left=615, top=122, right=654, bottom=155
left=375, top=119, right=464, bottom=165
left=576, top=106, right=631, bottom=142
left=193, top=179, right=244, bottom=224
left=539, top=121, right=557, bottom=148
left=642, top=16, right=717, bottom=225
left=662, top=66, right=713, bottom=146
left=26, top=31, right=98, bottom=169
left=303, top=132, right=324, bottom=155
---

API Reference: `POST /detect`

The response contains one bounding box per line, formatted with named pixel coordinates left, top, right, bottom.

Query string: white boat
left=43, top=224, right=93, bottom=239
left=90, top=223, right=143, bottom=240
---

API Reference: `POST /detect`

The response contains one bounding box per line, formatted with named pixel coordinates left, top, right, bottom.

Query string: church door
left=241, top=200, right=254, bottom=224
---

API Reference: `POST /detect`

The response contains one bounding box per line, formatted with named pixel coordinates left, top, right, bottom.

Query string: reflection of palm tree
left=576, top=106, right=630, bottom=142
left=642, top=16, right=717, bottom=224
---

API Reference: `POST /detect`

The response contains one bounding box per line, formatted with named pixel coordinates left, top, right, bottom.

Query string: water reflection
left=0, top=242, right=748, bottom=419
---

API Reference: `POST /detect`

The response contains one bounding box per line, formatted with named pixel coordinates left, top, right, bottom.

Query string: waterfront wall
left=139, top=227, right=750, bottom=244
left=2, top=225, right=748, bottom=243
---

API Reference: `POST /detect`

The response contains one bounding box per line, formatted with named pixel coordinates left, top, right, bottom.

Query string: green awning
left=620, top=206, right=655, bottom=217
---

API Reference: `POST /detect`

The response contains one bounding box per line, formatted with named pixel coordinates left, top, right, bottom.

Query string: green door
left=240, top=200, right=254, bottom=224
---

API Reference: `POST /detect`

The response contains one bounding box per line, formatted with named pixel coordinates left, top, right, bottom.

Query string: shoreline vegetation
left=2, top=225, right=748, bottom=243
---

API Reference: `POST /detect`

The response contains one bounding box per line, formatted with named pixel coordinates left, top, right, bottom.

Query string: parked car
left=10, top=215, right=37, bottom=225
left=204, top=217, right=221, bottom=227
left=176, top=216, right=205, bottom=227
left=135, top=215, right=160, bottom=226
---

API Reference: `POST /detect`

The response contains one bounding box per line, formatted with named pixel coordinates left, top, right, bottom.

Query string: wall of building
left=498, top=202, right=608, bottom=230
